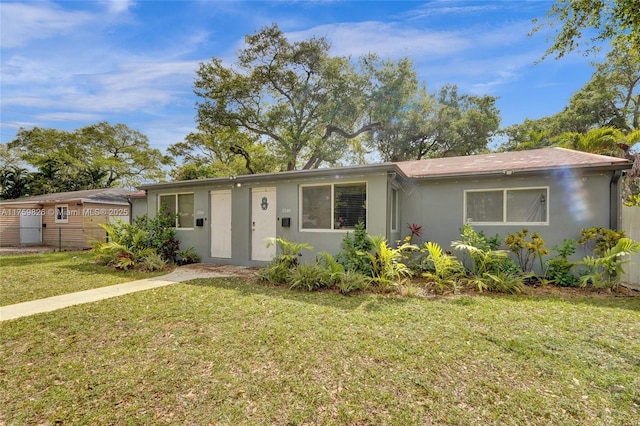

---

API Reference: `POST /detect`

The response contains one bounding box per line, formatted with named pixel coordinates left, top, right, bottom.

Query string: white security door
left=20, top=213, right=41, bottom=244
left=251, top=187, right=277, bottom=261
left=210, top=190, right=232, bottom=258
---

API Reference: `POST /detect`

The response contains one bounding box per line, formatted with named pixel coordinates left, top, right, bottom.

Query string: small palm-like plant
left=422, top=241, right=464, bottom=293
left=579, top=237, right=640, bottom=290
left=317, top=252, right=345, bottom=289
left=267, top=237, right=313, bottom=266
left=364, top=235, right=414, bottom=292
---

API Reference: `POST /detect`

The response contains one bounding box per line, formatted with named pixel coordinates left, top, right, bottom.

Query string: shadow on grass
left=477, top=292, right=640, bottom=313
left=184, top=277, right=412, bottom=312
left=0, top=251, right=90, bottom=267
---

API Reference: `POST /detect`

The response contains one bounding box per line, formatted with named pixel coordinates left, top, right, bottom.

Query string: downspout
left=609, top=170, right=623, bottom=230
left=127, top=196, right=133, bottom=224
left=386, top=172, right=397, bottom=243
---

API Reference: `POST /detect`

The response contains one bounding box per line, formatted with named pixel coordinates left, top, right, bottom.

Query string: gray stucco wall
left=400, top=170, right=617, bottom=269
left=145, top=171, right=393, bottom=266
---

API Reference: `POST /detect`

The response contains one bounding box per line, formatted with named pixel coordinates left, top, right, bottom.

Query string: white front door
left=210, top=190, right=232, bottom=258
left=20, top=213, right=41, bottom=244
left=251, top=187, right=276, bottom=261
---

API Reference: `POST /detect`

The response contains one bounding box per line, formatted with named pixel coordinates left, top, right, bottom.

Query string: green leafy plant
left=256, top=260, right=292, bottom=285
left=336, top=222, right=373, bottom=275
left=453, top=225, right=527, bottom=293
left=545, top=239, right=580, bottom=287
left=364, top=235, right=414, bottom=292
left=267, top=237, right=313, bottom=267
left=337, top=270, right=371, bottom=295
left=579, top=237, right=640, bottom=290
left=481, top=271, right=526, bottom=294
left=421, top=241, right=464, bottom=294
left=288, top=262, right=329, bottom=291
left=504, top=229, right=549, bottom=273
left=142, top=251, right=168, bottom=272
left=317, top=252, right=345, bottom=289
left=578, top=227, right=626, bottom=256
left=177, top=247, right=201, bottom=265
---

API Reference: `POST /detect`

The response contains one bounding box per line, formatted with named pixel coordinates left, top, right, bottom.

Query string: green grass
left=1, top=277, right=639, bottom=425
left=0, top=251, right=166, bottom=306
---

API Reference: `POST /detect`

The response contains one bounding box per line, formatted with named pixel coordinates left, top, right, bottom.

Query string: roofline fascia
left=407, top=162, right=633, bottom=180
left=139, top=164, right=405, bottom=190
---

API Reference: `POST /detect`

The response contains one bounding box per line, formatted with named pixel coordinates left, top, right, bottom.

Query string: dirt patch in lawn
left=168, top=263, right=259, bottom=280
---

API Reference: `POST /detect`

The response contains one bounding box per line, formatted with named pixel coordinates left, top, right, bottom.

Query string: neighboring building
left=138, top=148, right=632, bottom=268
left=0, top=188, right=138, bottom=249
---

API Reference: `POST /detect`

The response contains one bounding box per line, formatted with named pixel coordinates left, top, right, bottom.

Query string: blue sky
left=0, top=0, right=597, bottom=153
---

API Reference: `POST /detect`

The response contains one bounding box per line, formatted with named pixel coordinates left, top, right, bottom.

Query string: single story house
left=0, top=188, right=136, bottom=249
left=138, top=148, right=632, bottom=268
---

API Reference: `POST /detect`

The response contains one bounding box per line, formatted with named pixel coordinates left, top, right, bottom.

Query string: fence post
left=58, top=227, right=62, bottom=252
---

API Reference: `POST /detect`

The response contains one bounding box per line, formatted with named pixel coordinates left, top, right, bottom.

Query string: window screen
left=178, top=194, right=194, bottom=228
left=301, top=183, right=367, bottom=230
left=465, top=188, right=548, bottom=224
left=302, top=186, right=331, bottom=229
left=159, top=194, right=194, bottom=228
left=466, top=191, right=503, bottom=223
left=506, top=189, right=546, bottom=223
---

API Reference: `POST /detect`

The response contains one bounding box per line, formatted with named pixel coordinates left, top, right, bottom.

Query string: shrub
left=579, top=237, right=640, bottom=290
left=578, top=227, right=626, bottom=256
left=267, top=237, right=313, bottom=267
left=479, top=271, right=527, bottom=294
left=365, top=235, right=414, bottom=292
left=337, top=271, right=371, bottom=295
left=317, top=252, right=345, bottom=289
left=177, top=247, right=201, bottom=265
left=504, top=229, right=549, bottom=273
left=94, top=210, right=181, bottom=268
left=142, top=251, right=168, bottom=271
left=256, top=260, right=291, bottom=285
left=545, top=239, right=580, bottom=287
left=289, top=262, right=329, bottom=291
left=421, top=241, right=464, bottom=294
left=336, top=222, right=373, bottom=275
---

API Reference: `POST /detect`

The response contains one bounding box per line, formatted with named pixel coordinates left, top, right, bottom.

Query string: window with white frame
left=159, top=193, right=194, bottom=228
left=464, top=187, right=548, bottom=225
left=55, top=205, right=69, bottom=223
left=301, top=182, right=367, bottom=230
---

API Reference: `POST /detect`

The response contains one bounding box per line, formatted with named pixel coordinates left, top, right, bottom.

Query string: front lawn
left=0, top=251, right=166, bottom=306
left=1, top=277, right=638, bottom=425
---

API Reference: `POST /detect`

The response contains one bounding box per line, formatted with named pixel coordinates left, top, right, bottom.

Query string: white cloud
left=101, top=0, right=136, bottom=14
left=0, top=1, right=93, bottom=48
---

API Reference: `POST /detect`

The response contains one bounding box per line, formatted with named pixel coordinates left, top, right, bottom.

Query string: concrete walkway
left=1, top=265, right=254, bottom=322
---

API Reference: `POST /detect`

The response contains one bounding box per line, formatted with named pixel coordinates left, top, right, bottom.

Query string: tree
left=552, top=127, right=638, bottom=157
left=371, top=84, right=500, bottom=161
left=532, top=0, right=640, bottom=59
left=195, top=24, right=419, bottom=171
left=0, top=166, right=31, bottom=200
left=168, top=129, right=279, bottom=180
left=79, top=122, right=172, bottom=186
left=8, top=122, right=172, bottom=191
left=499, top=39, right=639, bottom=150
